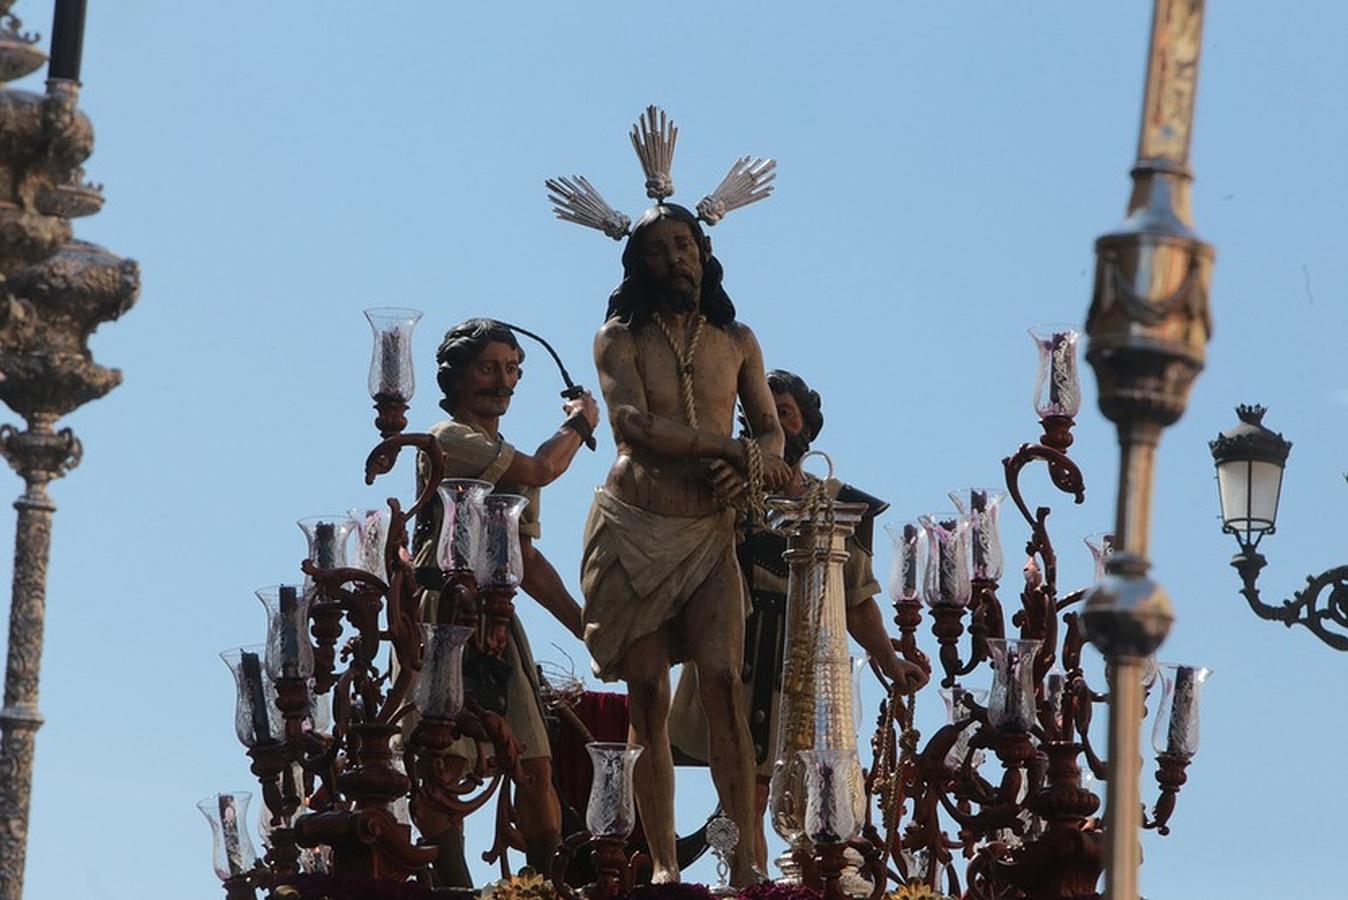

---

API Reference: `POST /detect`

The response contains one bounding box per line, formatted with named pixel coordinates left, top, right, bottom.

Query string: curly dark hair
left=765, top=369, right=823, bottom=466
left=434, top=318, right=525, bottom=415
left=604, top=204, right=736, bottom=331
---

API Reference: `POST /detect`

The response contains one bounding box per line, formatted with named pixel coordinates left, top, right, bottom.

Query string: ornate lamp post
left=0, top=2, right=139, bottom=897
left=1079, top=1, right=1212, bottom=899
left=1208, top=405, right=1347, bottom=650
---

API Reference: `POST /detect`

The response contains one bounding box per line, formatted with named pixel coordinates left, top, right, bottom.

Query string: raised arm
left=593, top=321, right=745, bottom=463
left=498, top=392, right=599, bottom=488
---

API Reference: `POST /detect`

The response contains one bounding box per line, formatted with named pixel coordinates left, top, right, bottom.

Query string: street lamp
left=1208, top=405, right=1347, bottom=651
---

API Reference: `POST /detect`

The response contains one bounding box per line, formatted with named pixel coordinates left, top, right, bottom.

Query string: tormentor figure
left=582, top=204, right=792, bottom=885
left=412, top=318, right=599, bottom=886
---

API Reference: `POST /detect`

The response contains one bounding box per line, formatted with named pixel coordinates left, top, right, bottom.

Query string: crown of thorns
left=545, top=105, right=776, bottom=240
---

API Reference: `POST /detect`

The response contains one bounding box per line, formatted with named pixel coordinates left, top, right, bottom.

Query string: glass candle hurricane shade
left=197, top=791, right=259, bottom=881
left=413, top=624, right=474, bottom=719
left=940, top=685, right=989, bottom=769
left=297, top=515, right=356, bottom=593
left=918, top=514, right=972, bottom=608
left=949, top=488, right=1006, bottom=581
left=436, top=479, right=492, bottom=573
left=585, top=742, right=643, bottom=838
left=364, top=307, right=422, bottom=402
left=1151, top=664, right=1213, bottom=759
left=349, top=506, right=392, bottom=584
left=801, top=747, right=863, bottom=846
left=256, top=585, right=314, bottom=680
left=221, top=646, right=284, bottom=747
left=1084, top=532, right=1115, bottom=582
left=1029, top=325, right=1082, bottom=419
left=987, top=638, right=1042, bottom=731
left=884, top=521, right=922, bottom=603
left=479, top=493, right=529, bottom=588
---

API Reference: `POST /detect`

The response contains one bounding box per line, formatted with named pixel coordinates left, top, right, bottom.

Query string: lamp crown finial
left=1235, top=404, right=1267, bottom=426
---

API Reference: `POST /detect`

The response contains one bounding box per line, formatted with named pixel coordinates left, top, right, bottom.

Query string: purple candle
left=902, top=524, right=918, bottom=597
left=218, top=794, right=245, bottom=876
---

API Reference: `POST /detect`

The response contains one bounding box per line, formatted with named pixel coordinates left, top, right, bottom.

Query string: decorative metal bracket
left=1230, top=551, right=1348, bottom=651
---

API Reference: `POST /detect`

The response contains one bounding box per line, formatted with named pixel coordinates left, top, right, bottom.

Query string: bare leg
left=514, top=756, right=562, bottom=870
left=753, top=777, right=770, bottom=871
left=683, top=552, right=760, bottom=886
left=620, top=631, right=677, bottom=883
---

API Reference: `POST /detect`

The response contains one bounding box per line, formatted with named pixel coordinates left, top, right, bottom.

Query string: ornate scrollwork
left=1232, top=553, right=1348, bottom=652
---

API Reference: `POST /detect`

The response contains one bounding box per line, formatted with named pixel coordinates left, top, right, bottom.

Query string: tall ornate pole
left=0, top=3, right=139, bottom=897
left=1080, top=2, right=1211, bottom=899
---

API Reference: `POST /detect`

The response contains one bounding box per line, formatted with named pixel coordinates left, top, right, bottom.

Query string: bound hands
left=705, top=442, right=796, bottom=504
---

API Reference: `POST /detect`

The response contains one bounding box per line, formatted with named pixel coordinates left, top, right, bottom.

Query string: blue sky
left=2, top=1, right=1346, bottom=897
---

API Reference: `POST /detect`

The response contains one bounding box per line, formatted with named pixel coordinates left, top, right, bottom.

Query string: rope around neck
left=653, top=311, right=705, bottom=429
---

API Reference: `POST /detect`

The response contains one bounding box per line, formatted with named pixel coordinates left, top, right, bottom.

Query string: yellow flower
left=483, top=868, right=558, bottom=900
left=888, top=884, right=939, bottom=900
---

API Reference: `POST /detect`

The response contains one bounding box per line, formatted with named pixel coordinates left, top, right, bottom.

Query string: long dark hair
left=604, top=204, right=736, bottom=331
left=434, top=318, right=525, bottom=414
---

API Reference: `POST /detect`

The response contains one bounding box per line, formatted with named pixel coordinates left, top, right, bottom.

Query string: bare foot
left=651, top=866, right=681, bottom=885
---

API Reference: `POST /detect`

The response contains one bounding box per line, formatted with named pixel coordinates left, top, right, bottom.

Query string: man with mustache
left=668, top=368, right=929, bottom=868
left=413, top=317, right=598, bottom=885
left=583, top=204, right=792, bottom=885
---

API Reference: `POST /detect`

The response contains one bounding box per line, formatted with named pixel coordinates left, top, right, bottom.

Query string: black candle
left=1166, top=666, right=1196, bottom=756
left=240, top=651, right=272, bottom=745
left=314, top=522, right=336, bottom=568
left=1048, top=333, right=1066, bottom=406
left=48, top=0, right=87, bottom=82
left=379, top=330, right=404, bottom=398
left=278, top=586, right=299, bottom=676
left=970, top=491, right=987, bottom=574
left=902, top=524, right=918, bottom=596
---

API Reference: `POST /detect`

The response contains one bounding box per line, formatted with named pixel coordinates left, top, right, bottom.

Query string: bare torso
left=598, top=318, right=756, bottom=517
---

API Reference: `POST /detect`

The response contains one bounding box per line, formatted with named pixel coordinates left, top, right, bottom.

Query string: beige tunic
left=580, top=488, right=739, bottom=681
left=667, top=480, right=881, bottom=776
left=413, top=419, right=549, bottom=760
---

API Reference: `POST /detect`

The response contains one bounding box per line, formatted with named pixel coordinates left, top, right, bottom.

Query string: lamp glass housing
left=364, top=307, right=422, bottom=402
left=413, top=624, right=474, bottom=720
left=1151, top=663, right=1212, bottom=759
left=349, top=506, right=391, bottom=584
left=987, top=637, right=1041, bottom=732
left=585, top=742, right=643, bottom=838
left=197, top=791, right=258, bottom=881
left=918, top=513, right=972, bottom=608
left=884, top=521, right=922, bottom=604
left=801, top=747, right=863, bottom=845
left=1215, top=458, right=1284, bottom=540
left=436, top=479, right=492, bottom=573
left=478, top=493, right=529, bottom=587
left=221, top=645, right=283, bottom=747
left=1029, top=324, right=1082, bottom=418
left=949, top=487, right=1006, bottom=581
left=297, top=515, right=356, bottom=595
left=256, top=584, right=314, bottom=680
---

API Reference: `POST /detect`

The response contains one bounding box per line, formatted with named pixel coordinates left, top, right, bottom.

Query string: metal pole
left=0, top=421, right=80, bottom=900
left=1081, top=3, right=1211, bottom=898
